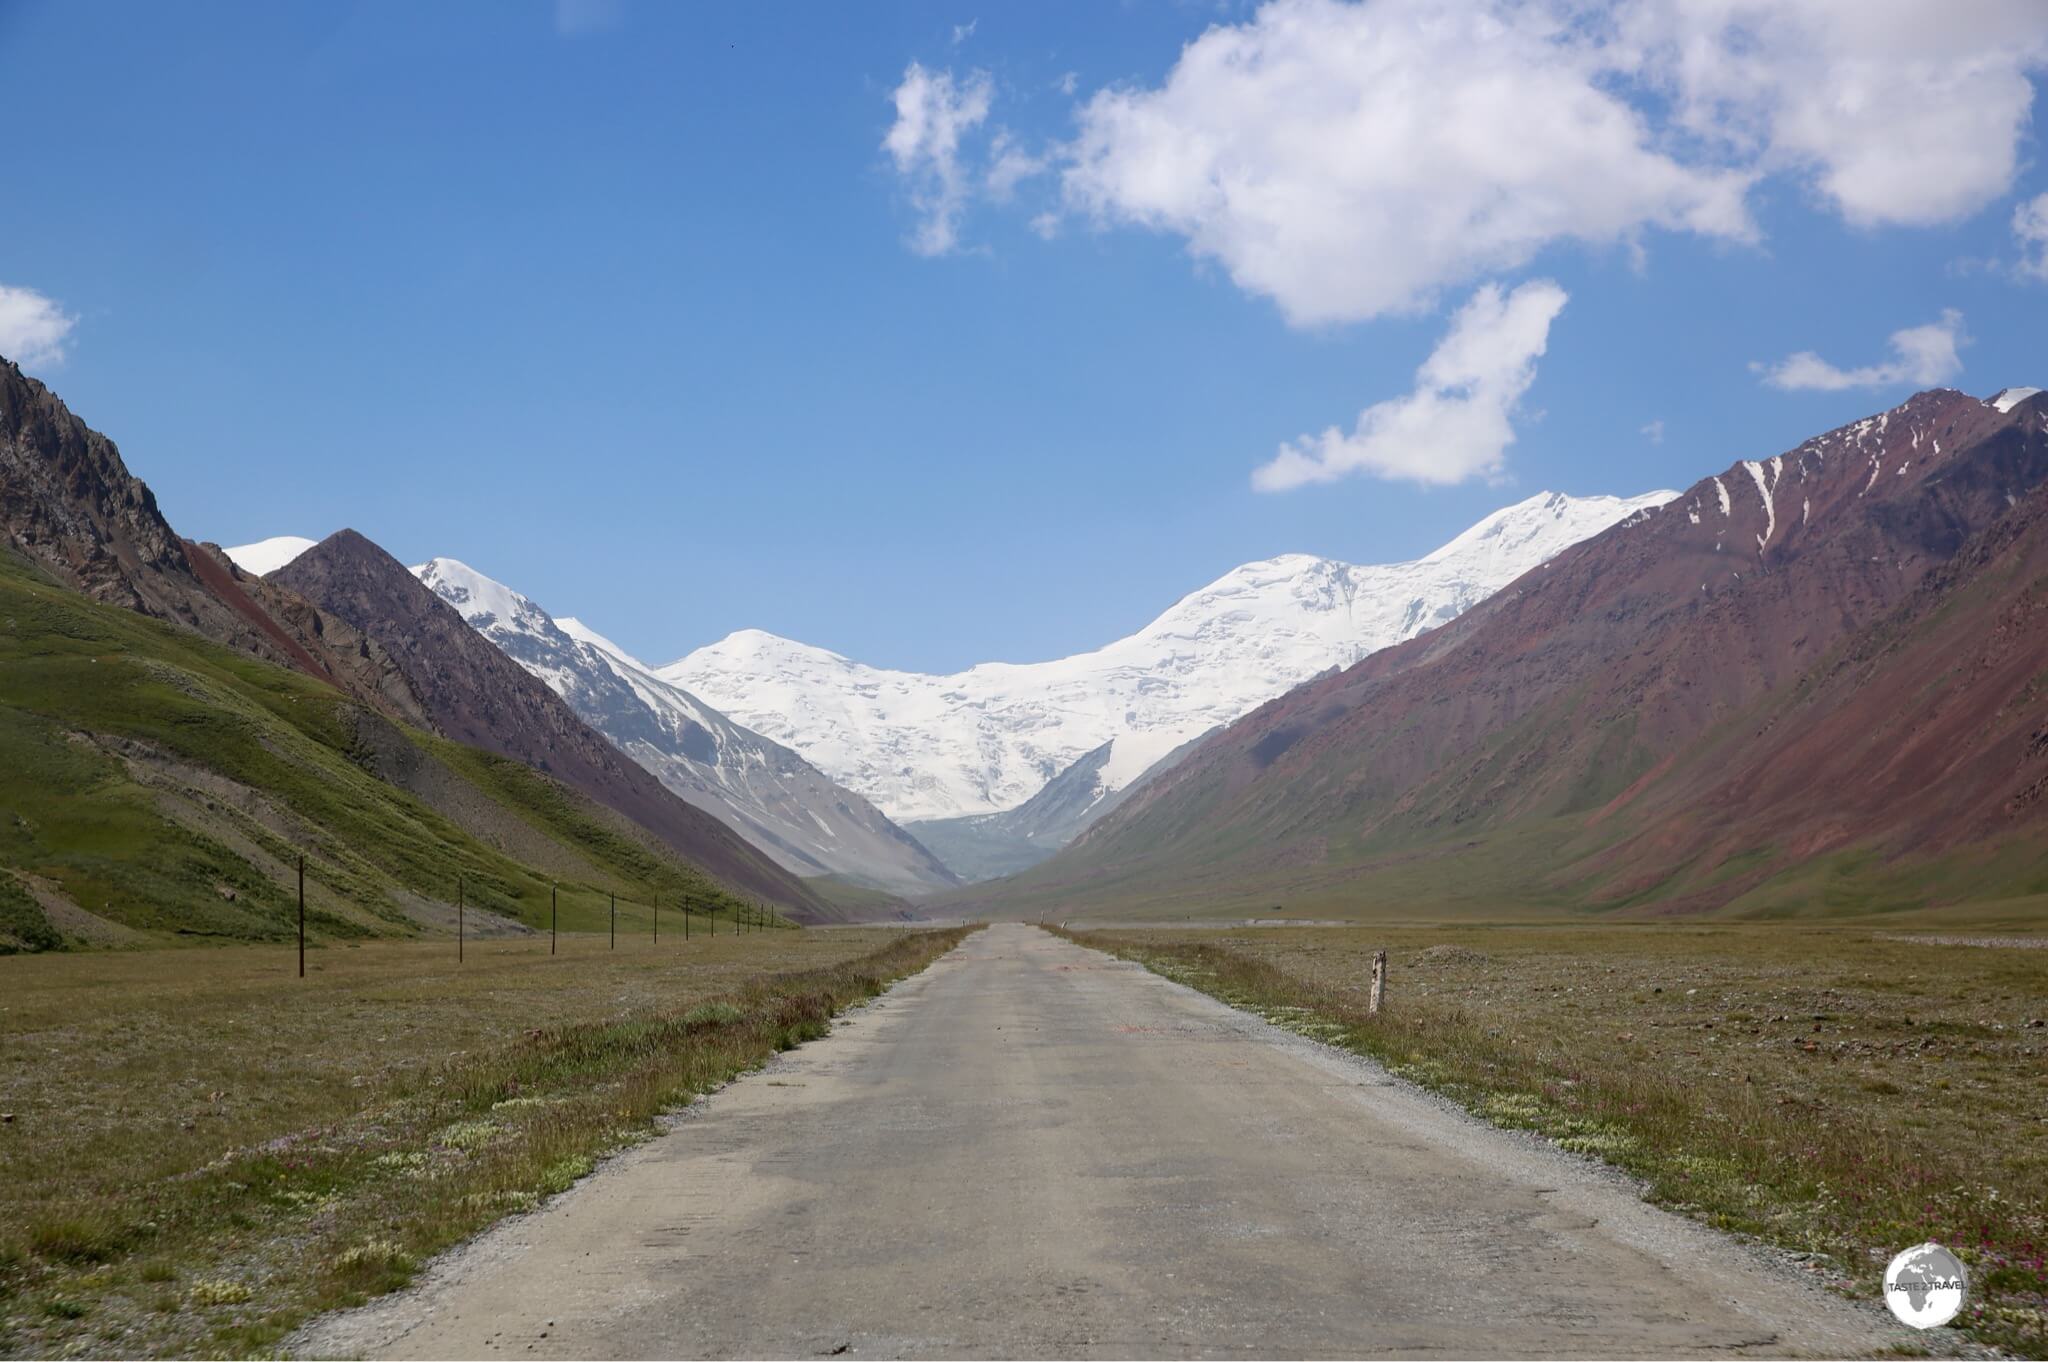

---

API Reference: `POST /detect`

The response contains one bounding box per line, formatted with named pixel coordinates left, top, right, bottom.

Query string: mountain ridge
left=410, top=556, right=958, bottom=896
left=666, top=490, right=1677, bottom=824
left=972, top=386, right=2048, bottom=921
left=270, top=532, right=825, bottom=912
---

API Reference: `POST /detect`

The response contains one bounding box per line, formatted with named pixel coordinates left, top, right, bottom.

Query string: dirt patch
left=1416, top=944, right=1490, bottom=965
left=1873, top=933, right=2048, bottom=949
left=347, top=710, right=607, bottom=884
left=388, top=888, right=532, bottom=937
left=8, top=871, right=146, bottom=946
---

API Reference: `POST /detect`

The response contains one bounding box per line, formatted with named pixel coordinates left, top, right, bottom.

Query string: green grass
left=0, top=925, right=973, bottom=1357
left=1058, top=923, right=2048, bottom=1356
left=0, top=551, right=771, bottom=950
left=0, top=876, right=61, bottom=955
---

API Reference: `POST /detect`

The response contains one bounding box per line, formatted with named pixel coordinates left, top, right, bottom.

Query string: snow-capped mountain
left=222, top=535, right=317, bottom=576
left=411, top=557, right=958, bottom=896
left=665, top=490, right=1677, bottom=827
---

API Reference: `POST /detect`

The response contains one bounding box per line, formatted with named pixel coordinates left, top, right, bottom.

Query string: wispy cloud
left=2017, top=193, right=2048, bottom=282
left=1640, top=419, right=1665, bottom=445
left=1253, top=280, right=1568, bottom=491
left=951, top=19, right=977, bottom=46
left=0, top=284, right=78, bottom=371
left=985, top=131, right=1045, bottom=201
left=883, top=63, right=994, bottom=256
left=1754, top=310, right=1967, bottom=392
left=554, top=0, right=621, bottom=37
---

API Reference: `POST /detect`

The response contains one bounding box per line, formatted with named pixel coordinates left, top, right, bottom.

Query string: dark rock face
left=3, top=357, right=206, bottom=619
left=0, top=358, right=430, bottom=725
left=1050, top=389, right=2048, bottom=913
left=273, top=531, right=822, bottom=910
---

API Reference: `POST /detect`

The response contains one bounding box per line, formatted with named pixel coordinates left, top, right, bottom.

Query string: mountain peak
left=413, top=556, right=534, bottom=635
left=413, top=564, right=959, bottom=894
left=222, top=534, right=319, bottom=576
left=669, top=488, right=1669, bottom=821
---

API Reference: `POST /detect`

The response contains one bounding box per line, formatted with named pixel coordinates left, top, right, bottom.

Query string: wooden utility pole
left=551, top=884, right=557, bottom=955
left=610, top=891, right=616, bottom=950
left=297, top=854, right=306, bottom=979
left=653, top=890, right=658, bottom=944
left=458, top=876, right=465, bottom=963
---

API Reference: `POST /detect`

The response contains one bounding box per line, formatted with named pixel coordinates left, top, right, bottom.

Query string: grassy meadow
left=1059, top=922, right=2048, bottom=1355
left=0, top=925, right=971, bottom=1358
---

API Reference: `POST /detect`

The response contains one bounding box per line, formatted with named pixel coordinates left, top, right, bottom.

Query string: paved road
left=296, top=924, right=1908, bottom=1359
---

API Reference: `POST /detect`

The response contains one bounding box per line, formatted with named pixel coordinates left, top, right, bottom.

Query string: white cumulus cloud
left=1754, top=310, right=1967, bottom=393
left=888, top=1, right=2043, bottom=323
left=883, top=62, right=994, bottom=256
left=2017, top=193, right=2048, bottom=282
left=1620, top=0, right=2048, bottom=229
left=1253, top=280, right=1568, bottom=490
left=0, top=284, right=77, bottom=370
left=1061, top=0, right=1752, bottom=326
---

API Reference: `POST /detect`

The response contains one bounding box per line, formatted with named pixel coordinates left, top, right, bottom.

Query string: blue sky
left=3, top=1, right=2044, bottom=672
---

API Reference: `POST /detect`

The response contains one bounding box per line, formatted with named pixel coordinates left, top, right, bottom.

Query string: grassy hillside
left=0, top=550, right=779, bottom=950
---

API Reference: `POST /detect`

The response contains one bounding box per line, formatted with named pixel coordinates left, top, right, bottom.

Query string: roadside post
left=458, top=875, right=464, bottom=963
left=297, top=854, right=305, bottom=979
left=1369, top=950, right=1387, bottom=1016
left=551, top=884, right=557, bottom=955
left=610, top=891, right=616, bottom=950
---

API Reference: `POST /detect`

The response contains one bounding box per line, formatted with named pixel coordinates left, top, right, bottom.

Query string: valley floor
left=0, top=926, right=965, bottom=1358
left=1069, top=922, right=2048, bottom=1355
left=295, top=924, right=1915, bottom=1359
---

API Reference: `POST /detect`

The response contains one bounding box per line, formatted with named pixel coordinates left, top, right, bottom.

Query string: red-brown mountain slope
left=992, top=388, right=2048, bottom=918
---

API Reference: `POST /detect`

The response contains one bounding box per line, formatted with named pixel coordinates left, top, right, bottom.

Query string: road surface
left=295, top=924, right=1909, bottom=1358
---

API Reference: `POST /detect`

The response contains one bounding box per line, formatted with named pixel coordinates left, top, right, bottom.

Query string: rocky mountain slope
left=0, top=361, right=800, bottom=947
left=1, top=359, right=429, bottom=725
left=410, top=557, right=957, bottom=896
left=969, top=387, right=2048, bottom=920
left=269, top=532, right=824, bottom=913
left=667, top=491, right=1675, bottom=826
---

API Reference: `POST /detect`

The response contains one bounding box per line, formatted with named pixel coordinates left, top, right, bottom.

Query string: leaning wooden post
left=1368, top=949, right=1387, bottom=1016
left=297, top=854, right=306, bottom=979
